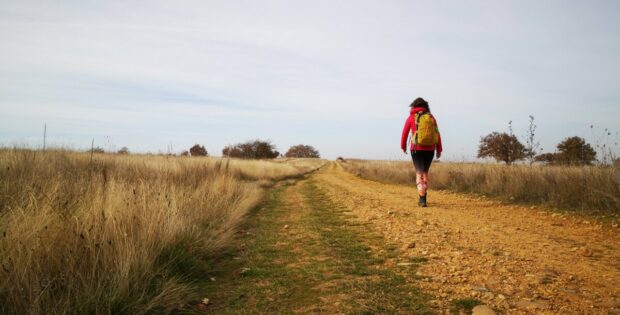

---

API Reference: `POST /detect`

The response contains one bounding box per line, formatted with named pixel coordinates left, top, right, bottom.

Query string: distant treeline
left=91, top=140, right=320, bottom=159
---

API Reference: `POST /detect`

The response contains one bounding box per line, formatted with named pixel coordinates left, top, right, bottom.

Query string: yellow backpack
left=412, top=112, right=439, bottom=148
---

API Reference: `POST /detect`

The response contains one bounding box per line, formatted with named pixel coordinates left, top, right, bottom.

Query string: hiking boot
left=420, top=195, right=428, bottom=207
left=418, top=195, right=427, bottom=207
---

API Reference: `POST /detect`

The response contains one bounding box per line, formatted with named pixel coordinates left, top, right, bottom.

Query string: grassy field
left=339, top=159, right=620, bottom=215
left=3, top=149, right=618, bottom=314
left=0, top=149, right=324, bottom=314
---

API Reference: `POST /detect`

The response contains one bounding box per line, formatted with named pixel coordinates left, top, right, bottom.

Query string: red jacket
left=400, top=107, right=443, bottom=153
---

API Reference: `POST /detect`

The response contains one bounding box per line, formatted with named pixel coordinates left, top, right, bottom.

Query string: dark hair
left=410, top=97, right=429, bottom=110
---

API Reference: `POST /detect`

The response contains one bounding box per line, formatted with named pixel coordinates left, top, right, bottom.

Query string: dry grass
left=0, top=149, right=324, bottom=314
left=339, top=159, right=620, bottom=214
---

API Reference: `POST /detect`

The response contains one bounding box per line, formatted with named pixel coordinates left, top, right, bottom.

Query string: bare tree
left=524, top=115, right=541, bottom=165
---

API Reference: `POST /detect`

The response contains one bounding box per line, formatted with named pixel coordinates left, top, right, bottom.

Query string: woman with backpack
left=400, top=97, right=443, bottom=207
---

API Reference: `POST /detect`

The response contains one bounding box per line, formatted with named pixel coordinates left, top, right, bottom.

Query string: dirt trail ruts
left=314, top=162, right=620, bottom=314
left=204, top=170, right=431, bottom=314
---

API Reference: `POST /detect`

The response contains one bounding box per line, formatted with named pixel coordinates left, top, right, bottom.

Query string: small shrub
left=189, top=144, right=208, bottom=157
left=222, top=140, right=279, bottom=159
left=285, top=144, right=320, bottom=158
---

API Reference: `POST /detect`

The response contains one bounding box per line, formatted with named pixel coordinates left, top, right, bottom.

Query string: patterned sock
left=416, top=181, right=425, bottom=196
left=417, top=182, right=427, bottom=196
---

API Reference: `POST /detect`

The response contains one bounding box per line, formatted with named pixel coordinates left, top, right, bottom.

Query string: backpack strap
left=413, top=112, right=424, bottom=153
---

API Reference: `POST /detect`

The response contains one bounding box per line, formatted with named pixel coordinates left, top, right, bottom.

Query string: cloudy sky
left=1, top=1, right=619, bottom=160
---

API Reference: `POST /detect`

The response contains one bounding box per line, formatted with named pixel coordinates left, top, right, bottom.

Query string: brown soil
left=313, top=162, right=620, bottom=314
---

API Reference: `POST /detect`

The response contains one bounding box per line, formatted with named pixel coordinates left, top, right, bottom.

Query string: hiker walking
left=400, top=97, right=443, bottom=207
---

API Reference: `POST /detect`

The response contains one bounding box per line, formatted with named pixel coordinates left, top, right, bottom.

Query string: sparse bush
left=180, top=150, right=189, bottom=156
left=285, top=144, right=320, bottom=158
left=117, top=146, right=129, bottom=154
left=222, top=145, right=241, bottom=158
left=535, top=152, right=556, bottom=164
left=189, top=144, right=208, bottom=157
left=589, top=125, right=618, bottom=165
left=222, top=140, right=279, bottom=159
left=91, top=147, right=105, bottom=154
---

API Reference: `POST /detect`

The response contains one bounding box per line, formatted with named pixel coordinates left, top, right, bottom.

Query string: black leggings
left=411, top=150, right=435, bottom=172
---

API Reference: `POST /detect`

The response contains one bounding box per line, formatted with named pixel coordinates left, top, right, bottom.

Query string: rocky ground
left=318, top=162, right=620, bottom=314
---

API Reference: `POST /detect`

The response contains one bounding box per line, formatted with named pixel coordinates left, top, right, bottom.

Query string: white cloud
left=1, top=0, right=619, bottom=159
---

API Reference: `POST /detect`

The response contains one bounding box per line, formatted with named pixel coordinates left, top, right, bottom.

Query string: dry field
left=0, top=149, right=324, bottom=314
left=339, top=159, right=620, bottom=215
left=3, top=151, right=619, bottom=314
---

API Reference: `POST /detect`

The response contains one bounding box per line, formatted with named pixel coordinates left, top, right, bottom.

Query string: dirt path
left=315, top=162, right=620, bottom=314
left=204, top=162, right=619, bottom=314
left=203, top=174, right=431, bottom=314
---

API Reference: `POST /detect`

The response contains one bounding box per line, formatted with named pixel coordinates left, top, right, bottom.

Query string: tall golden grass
left=339, top=159, right=620, bottom=214
left=0, top=149, right=324, bottom=314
